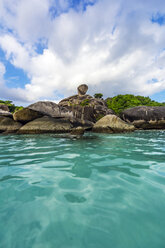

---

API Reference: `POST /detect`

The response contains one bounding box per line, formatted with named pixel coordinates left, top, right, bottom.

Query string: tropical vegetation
left=106, top=94, right=165, bottom=114
left=0, top=100, right=23, bottom=113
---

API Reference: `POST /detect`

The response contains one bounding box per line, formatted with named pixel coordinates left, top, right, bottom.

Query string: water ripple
left=0, top=131, right=165, bottom=248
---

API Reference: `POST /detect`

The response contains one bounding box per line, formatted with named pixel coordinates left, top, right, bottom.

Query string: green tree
left=106, top=94, right=165, bottom=114
left=94, top=93, right=103, bottom=99
left=0, top=100, right=23, bottom=113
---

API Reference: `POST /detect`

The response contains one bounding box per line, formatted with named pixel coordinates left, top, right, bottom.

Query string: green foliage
left=80, top=99, right=90, bottom=106
left=106, top=94, right=165, bottom=114
left=94, top=93, right=103, bottom=99
left=0, top=100, right=23, bottom=113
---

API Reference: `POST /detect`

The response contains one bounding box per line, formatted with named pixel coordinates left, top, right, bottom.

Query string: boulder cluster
left=0, top=84, right=165, bottom=135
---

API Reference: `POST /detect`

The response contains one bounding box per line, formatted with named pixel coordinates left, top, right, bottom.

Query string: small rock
left=70, top=127, right=85, bottom=135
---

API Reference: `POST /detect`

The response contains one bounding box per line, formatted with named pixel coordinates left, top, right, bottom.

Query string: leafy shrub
left=80, top=99, right=90, bottom=106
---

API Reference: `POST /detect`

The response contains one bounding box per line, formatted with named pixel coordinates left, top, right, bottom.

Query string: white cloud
left=0, top=0, right=165, bottom=104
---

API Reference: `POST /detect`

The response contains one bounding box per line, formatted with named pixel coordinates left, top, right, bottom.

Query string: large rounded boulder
left=120, top=106, right=165, bottom=129
left=28, top=101, right=73, bottom=118
left=93, top=115, right=135, bottom=133
left=0, top=117, right=22, bottom=133
left=18, top=116, right=73, bottom=134
left=13, top=108, right=43, bottom=123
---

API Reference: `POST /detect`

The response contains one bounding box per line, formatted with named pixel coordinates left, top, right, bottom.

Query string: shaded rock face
left=0, top=104, right=9, bottom=112
left=13, top=108, right=43, bottom=124
left=70, top=117, right=93, bottom=130
left=77, top=84, right=88, bottom=96
left=120, top=106, right=165, bottom=129
left=0, top=117, right=22, bottom=133
left=0, top=110, right=13, bottom=118
left=59, top=94, right=114, bottom=123
left=28, top=101, right=73, bottom=118
left=18, top=116, right=73, bottom=134
left=93, top=114, right=135, bottom=133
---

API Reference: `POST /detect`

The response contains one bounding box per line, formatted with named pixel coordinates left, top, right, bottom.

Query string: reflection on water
left=0, top=131, right=165, bottom=248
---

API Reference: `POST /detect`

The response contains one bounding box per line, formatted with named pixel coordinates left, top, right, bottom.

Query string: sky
left=0, top=0, right=165, bottom=106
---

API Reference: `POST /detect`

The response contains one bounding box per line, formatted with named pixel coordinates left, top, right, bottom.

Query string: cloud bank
left=0, top=0, right=165, bottom=103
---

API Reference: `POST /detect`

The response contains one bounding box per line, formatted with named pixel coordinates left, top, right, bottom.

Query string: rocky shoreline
left=0, top=84, right=165, bottom=135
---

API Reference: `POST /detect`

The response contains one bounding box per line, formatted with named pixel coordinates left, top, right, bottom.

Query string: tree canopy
left=0, top=100, right=23, bottom=113
left=106, top=94, right=165, bottom=114
left=94, top=93, right=103, bottom=99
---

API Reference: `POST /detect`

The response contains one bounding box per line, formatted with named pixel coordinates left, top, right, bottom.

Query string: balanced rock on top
left=77, top=84, right=88, bottom=96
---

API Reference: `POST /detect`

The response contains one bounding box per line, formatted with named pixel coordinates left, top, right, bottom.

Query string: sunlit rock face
left=93, top=115, right=135, bottom=133
left=120, top=106, right=165, bottom=129
left=13, top=108, right=43, bottom=124
left=18, top=116, right=73, bottom=134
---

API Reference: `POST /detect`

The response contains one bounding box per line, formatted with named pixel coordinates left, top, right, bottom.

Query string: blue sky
left=0, top=0, right=165, bottom=106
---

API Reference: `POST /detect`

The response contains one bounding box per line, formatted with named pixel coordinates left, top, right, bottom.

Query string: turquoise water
left=0, top=131, right=165, bottom=248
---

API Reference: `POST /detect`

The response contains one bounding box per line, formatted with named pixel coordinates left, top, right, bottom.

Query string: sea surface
left=0, top=131, right=165, bottom=248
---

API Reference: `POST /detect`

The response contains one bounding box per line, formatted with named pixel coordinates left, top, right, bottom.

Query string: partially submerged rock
left=18, top=116, right=73, bottom=134
left=13, top=108, right=43, bottom=124
left=93, top=114, right=135, bottom=133
left=28, top=101, right=73, bottom=118
left=121, top=106, right=165, bottom=129
left=70, top=126, right=85, bottom=135
left=0, top=117, right=22, bottom=133
left=70, top=117, right=93, bottom=130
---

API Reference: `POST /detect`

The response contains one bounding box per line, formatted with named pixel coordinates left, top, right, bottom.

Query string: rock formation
left=2, top=84, right=165, bottom=135
left=120, top=106, right=165, bottom=129
left=93, top=115, right=135, bottom=133
left=59, top=85, right=114, bottom=123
